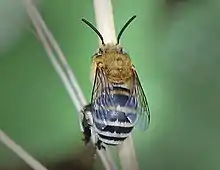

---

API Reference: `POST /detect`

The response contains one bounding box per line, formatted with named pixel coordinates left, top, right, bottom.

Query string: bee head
left=81, top=15, right=136, bottom=55
left=96, top=44, right=124, bottom=55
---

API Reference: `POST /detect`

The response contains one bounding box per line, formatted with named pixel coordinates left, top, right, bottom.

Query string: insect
left=81, top=15, right=150, bottom=150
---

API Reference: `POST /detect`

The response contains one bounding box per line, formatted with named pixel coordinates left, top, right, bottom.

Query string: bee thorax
left=104, top=55, right=133, bottom=83
left=106, top=68, right=131, bottom=83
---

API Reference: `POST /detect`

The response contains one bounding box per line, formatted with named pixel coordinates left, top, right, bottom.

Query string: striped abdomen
left=92, top=86, right=138, bottom=146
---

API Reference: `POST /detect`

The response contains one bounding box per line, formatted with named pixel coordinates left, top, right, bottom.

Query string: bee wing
left=125, top=69, right=150, bottom=131
left=91, top=66, right=114, bottom=129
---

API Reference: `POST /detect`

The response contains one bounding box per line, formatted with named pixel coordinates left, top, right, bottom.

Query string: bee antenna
left=117, top=15, right=137, bottom=45
left=81, top=19, right=105, bottom=45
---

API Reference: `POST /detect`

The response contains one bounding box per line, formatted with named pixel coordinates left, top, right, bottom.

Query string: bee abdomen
left=98, top=134, right=129, bottom=146
left=93, top=86, right=138, bottom=145
left=95, top=125, right=134, bottom=145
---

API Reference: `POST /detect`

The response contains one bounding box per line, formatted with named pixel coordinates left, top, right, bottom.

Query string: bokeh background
left=1, top=0, right=220, bottom=170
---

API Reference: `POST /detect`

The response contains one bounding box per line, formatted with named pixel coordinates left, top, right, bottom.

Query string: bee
left=81, top=15, right=150, bottom=150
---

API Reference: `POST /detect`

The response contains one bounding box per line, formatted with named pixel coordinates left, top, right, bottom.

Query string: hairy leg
left=95, top=139, right=106, bottom=150
left=81, top=104, right=92, bottom=145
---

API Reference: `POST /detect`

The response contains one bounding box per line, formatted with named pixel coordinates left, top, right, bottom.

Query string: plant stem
left=93, top=0, right=117, bottom=45
left=92, top=0, right=139, bottom=170
left=0, top=130, right=48, bottom=170
left=22, top=0, right=116, bottom=170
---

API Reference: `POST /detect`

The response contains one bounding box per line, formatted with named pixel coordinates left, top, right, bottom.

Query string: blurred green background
left=1, top=0, right=220, bottom=169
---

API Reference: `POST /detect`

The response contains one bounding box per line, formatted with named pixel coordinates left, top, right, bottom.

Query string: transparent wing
left=90, top=67, right=114, bottom=129
left=128, top=69, right=151, bottom=131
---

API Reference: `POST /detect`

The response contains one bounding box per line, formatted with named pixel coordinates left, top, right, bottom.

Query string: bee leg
left=95, top=139, right=106, bottom=150
left=82, top=124, right=91, bottom=145
left=82, top=103, right=92, bottom=112
left=81, top=104, right=92, bottom=145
